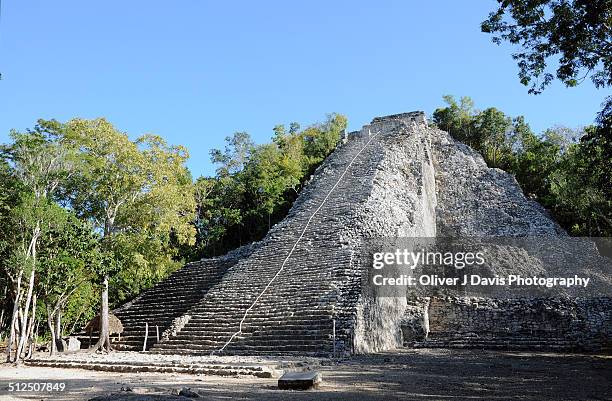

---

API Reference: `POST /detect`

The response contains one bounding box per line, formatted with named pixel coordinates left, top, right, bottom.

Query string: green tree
left=0, top=160, right=23, bottom=343
left=482, top=0, right=612, bottom=94
left=432, top=95, right=476, bottom=146
left=433, top=96, right=515, bottom=168
left=37, top=211, right=101, bottom=355
left=244, top=142, right=303, bottom=230
left=63, top=118, right=195, bottom=352
left=192, top=114, right=347, bottom=258
left=509, top=118, right=562, bottom=201
left=210, top=132, right=255, bottom=177
left=302, top=113, right=348, bottom=167
left=471, top=107, right=513, bottom=168
left=550, top=98, right=612, bottom=235
left=191, top=176, right=243, bottom=256
left=542, top=126, right=584, bottom=154
left=1, top=122, right=72, bottom=363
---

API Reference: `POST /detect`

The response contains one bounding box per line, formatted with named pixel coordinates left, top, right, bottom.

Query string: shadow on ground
left=0, top=349, right=610, bottom=401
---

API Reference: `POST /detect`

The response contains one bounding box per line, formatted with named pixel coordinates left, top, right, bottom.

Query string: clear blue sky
left=0, top=1, right=606, bottom=177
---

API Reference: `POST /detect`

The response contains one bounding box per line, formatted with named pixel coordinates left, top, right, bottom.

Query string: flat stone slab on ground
left=278, top=371, right=322, bottom=390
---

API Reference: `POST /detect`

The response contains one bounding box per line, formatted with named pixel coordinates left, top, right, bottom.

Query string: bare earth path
left=1, top=349, right=610, bottom=401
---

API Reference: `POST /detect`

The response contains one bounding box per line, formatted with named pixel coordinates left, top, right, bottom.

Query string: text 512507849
left=7, top=382, right=66, bottom=392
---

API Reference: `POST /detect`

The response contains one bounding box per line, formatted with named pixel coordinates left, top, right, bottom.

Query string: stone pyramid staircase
left=150, top=123, right=389, bottom=356
left=109, top=252, right=247, bottom=351
left=27, top=355, right=283, bottom=378
left=78, top=112, right=433, bottom=356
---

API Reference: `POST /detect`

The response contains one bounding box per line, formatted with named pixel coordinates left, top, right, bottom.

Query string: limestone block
left=278, top=371, right=322, bottom=390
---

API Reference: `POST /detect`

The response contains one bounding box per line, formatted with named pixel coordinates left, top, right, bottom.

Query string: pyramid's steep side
left=402, top=128, right=612, bottom=352
left=430, top=128, right=565, bottom=236
left=430, top=128, right=611, bottom=296
left=147, top=113, right=437, bottom=355
left=347, top=116, right=438, bottom=353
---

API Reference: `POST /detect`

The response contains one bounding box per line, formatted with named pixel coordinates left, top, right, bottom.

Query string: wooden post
left=143, top=322, right=148, bottom=352
left=156, top=325, right=159, bottom=342
left=332, top=319, right=336, bottom=359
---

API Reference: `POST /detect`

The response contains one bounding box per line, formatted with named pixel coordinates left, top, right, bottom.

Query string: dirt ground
left=0, top=349, right=610, bottom=401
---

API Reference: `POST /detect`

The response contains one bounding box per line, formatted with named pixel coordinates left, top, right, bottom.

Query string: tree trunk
left=15, top=267, right=36, bottom=362
left=15, top=226, right=40, bottom=363
left=25, top=294, right=36, bottom=359
left=27, top=319, right=39, bottom=359
left=54, top=309, right=63, bottom=352
left=9, top=320, right=17, bottom=359
left=0, top=284, right=7, bottom=332
left=0, top=308, right=5, bottom=335
left=6, top=315, right=15, bottom=362
left=68, top=307, right=85, bottom=336
left=92, top=275, right=111, bottom=352
left=46, top=305, right=56, bottom=356
left=6, top=273, right=22, bottom=362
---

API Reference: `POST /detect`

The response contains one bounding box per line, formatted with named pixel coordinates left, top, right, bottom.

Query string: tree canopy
left=482, top=0, right=612, bottom=94
left=61, top=118, right=196, bottom=351
left=190, top=113, right=347, bottom=258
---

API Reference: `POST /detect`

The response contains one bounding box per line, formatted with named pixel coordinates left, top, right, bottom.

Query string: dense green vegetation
left=433, top=95, right=611, bottom=237
left=190, top=114, right=347, bottom=258
left=0, top=113, right=346, bottom=361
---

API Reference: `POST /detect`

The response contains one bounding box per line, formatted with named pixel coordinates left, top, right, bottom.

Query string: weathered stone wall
left=409, top=127, right=612, bottom=352
left=419, top=296, right=611, bottom=351
left=400, top=297, right=430, bottom=342
left=350, top=114, right=437, bottom=353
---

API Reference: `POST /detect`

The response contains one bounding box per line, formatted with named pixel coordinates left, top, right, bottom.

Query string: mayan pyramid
left=109, top=112, right=611, bottom=355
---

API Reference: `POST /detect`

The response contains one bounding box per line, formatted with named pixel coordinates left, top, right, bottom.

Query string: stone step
left=118, top=311, right=188, bottom=319
left=153, top=342, right=332, bottom=353
left=176, top=327, right=333, bottom=336
left=104, top=132, right=378, bottom=355
left=151, top=348, right=328, bottom=356
left=184, top=316, right=329, bottom=323
left=412, top=336, right=585, bottom=351
left=160, top=334, right=331, bottom=345
left=26, top=358, right=281, bottom=378
left=163, top=323, right=332, bottom=335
